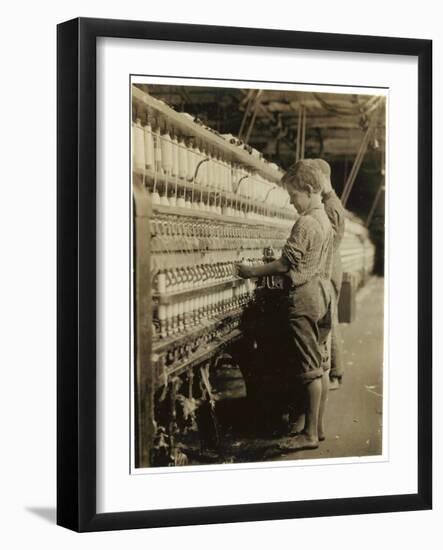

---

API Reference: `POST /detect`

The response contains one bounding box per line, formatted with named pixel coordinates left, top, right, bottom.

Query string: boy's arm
left=237, top=216, right=311, bottom=279
left=236, top=257, right=289, bottom=279
left=323, top=190, right=345, bottom=240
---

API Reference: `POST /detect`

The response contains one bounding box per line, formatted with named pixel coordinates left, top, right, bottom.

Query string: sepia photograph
left=53, top=13, right=432, bottom=534
left=131, top=79, right=386, bottom=470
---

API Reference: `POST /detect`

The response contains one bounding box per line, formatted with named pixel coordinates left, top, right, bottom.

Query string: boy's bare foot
left=287, top=413, right=305, bottom=436
left=288, top=424, right=324, bottom=440
left=278, top=432, right=319, bottom=452
left=287, top=423, right=302, bottom=436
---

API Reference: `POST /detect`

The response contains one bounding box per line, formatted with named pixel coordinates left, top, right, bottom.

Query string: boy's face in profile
left=287, top=186, right=312, bottom=214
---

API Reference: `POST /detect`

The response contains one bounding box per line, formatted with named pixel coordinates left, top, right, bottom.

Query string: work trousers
left=285, top=277, right=332, bottom=385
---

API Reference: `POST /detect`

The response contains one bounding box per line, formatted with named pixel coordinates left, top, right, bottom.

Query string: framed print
left=57, top=17, right=432, bottom=532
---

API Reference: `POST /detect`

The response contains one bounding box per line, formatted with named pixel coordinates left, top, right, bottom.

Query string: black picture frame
left=57, top=17, right=432, bottom=532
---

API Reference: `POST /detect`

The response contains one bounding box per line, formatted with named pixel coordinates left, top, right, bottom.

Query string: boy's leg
left=330, top=295, right=344, bottom=387
left=282, top=312, right=323, bottom=449
left=318, top=370, right=329, bottom=440
left=303, top=377, right=322, bottom=443
left=318, top=328, right=331, bottom=438
left=290, top=334, right=329, bottom=445
left=288, top=369, right=328, bottom=440
left=281, top=377, right=321, bottom=450
left=281, top=282, right=329, bottom=450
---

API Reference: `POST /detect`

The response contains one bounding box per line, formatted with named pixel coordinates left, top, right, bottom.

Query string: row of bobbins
left=154, top=280, right=256, bottom=340
left=149, top=217, right=290, bottom=252
left=154, top=256, right=266, bottom=295
left=132, top=116, right=293, bottom=222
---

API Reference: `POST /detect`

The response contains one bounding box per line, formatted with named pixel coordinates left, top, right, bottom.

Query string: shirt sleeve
left=281, top=217, right=313, bottom=268
left=323, top=191, right=345, bottom=241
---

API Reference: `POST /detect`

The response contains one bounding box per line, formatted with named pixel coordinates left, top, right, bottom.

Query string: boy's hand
left=236, top=264, right=254, bottom=279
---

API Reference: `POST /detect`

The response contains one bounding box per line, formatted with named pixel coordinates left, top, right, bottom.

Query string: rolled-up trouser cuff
left=298, top=368, right=325, bottom=384
left=329, top=367, right=343, bottom=379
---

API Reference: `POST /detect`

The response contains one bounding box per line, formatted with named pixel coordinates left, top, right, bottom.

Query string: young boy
left=237, top=161, right=334, bottom=450
left=307, top=158, right=346, bottom=389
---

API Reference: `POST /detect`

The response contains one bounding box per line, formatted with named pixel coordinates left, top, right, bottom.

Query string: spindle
left=133, top=118, right=145, bottom=171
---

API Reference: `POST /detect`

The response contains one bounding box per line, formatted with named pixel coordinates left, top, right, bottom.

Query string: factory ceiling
left=136, top=84, right=386, bottom=171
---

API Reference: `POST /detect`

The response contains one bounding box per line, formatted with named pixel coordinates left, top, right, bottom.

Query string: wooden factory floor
left=183, top=276, right=384, bottom=465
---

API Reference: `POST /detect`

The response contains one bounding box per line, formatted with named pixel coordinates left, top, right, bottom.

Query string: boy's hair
left=308, top=158, right=331, bottom=178
left=281, top=160, right=323, bottom=193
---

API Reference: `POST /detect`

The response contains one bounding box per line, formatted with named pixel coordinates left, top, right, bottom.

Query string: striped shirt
left=281, top=201, right=334, bottom=288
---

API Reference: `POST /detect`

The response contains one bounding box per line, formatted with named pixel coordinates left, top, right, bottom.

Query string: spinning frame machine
left=132, top=85, right=375, bottom=467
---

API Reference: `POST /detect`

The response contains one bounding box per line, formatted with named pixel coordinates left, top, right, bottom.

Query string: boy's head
left=304, top=158, right=333, bottom=195
left=281, top=160, right=323, bottom=214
